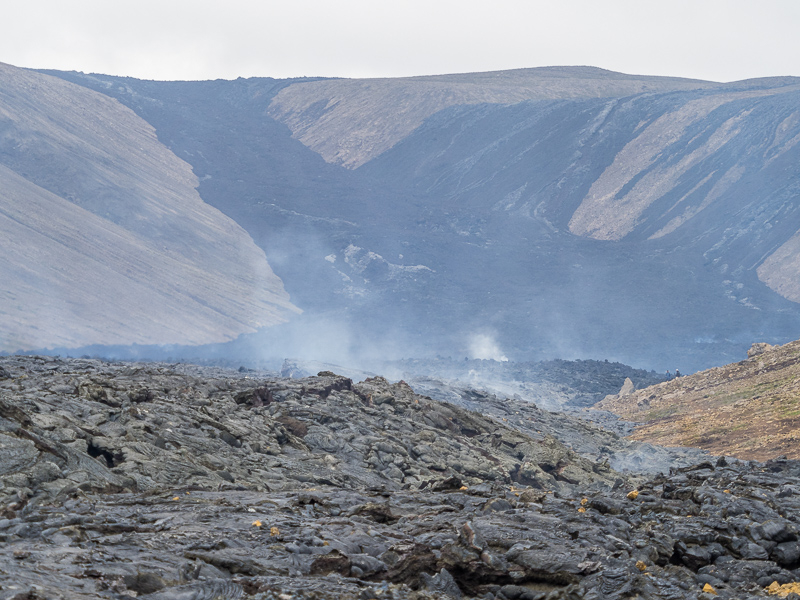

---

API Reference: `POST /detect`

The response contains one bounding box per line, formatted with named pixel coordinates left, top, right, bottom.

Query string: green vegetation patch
left=645, top=405, right=680, bottom=420
left=710, top=379, right=793, bottom=406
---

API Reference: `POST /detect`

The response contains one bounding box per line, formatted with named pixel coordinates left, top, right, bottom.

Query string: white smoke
left=468, top=333, right=509, bottom=362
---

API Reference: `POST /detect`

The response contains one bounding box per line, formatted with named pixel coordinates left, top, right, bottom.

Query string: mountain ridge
left=267, top=65, right=722, bottom=168
left=28, top=65, right=800, bottom=371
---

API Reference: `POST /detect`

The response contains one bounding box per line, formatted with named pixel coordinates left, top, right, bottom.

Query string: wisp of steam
left=469, top=333, right=509, bottom=361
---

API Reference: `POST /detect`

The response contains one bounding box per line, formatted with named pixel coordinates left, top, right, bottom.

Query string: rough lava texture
left=278, top=357, right=709, bottom=475
left=387, top=357, right=667, bottom=411
left=3, top=356, right=800, bottom=599
left=0, top=356, right=616, bottom=500
left=403, top=377, right=709, bottom=476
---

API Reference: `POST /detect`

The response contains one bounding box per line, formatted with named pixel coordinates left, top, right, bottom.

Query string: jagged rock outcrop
left=748, top=342, right=774, bottom=358
left=600, top=378, right=637, bottom=406
left=617, top=378, right=636, bottom=396
left=3, top=356, right=800, bottom=599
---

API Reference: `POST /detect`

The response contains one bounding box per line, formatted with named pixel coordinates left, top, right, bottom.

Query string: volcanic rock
left=2, top=355, right=800, bottom=599
left=748, top=343, right=774, bottom=358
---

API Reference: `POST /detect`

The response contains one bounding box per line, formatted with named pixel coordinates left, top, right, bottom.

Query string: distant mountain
left=268, top=66, right=717, bottom=168
left=596, top=340, right=800, bottom=461
left=32, top=67, right=800, bottom=370
left=0, top=63, right=298, bottom=352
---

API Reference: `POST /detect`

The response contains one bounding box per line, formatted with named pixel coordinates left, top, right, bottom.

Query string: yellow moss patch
left=767, top=581, right=800, bottom=596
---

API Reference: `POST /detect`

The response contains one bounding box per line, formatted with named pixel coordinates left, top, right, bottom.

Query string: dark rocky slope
left=401, top=378, right=707, bottom=477
left=0, top=355, right=618, bottom=510
left=390, top=357, right=667, bottom=409
left=279, top=356, right=706, bottom=474
left=3, top=357, right=800, bottom=599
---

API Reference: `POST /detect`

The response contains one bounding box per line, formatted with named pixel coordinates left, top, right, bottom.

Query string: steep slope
left=268, top=66, right=717, bottom=168
left=355, top=82, right=800, bottom=368
left=595, top=340, right=800, bottom=460
left=0, top=63, right=298, bottom=352
left=271, top=70, right=800, bottom=308
left=567, top=85, right=800, bottom=241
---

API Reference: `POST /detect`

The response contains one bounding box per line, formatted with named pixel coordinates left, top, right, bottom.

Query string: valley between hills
left=2, top=61, right=800, bottom=370
left=4, top=58, right=800, bottom=599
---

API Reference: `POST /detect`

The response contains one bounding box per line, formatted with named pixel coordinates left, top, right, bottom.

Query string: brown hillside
left=594, top=341, right=800, bottom=461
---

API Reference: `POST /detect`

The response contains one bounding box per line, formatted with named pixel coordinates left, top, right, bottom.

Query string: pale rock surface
left=0, top=63, right=298, bottom=351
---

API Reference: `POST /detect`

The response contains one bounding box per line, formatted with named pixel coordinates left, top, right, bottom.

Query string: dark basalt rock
left=2, top=355, right=800, bottom=599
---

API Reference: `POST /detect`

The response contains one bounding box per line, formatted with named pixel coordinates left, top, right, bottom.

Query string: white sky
left=3, top=0, right=799, bottom=82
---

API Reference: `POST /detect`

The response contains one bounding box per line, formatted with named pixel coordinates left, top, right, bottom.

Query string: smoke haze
left=468, top=333, right=509, bottom=362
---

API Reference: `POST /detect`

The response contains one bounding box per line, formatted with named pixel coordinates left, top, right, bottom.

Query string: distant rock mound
left=747, top=342, right=774, bottom=358
left=394, top=357, right=665, bottom=410
left=601, top=377, right=637, bottom=404
left=618, top=377, right=636, bottom=396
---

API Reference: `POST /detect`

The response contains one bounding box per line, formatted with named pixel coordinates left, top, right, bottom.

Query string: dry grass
left=594, top=340, right=800, bottom=461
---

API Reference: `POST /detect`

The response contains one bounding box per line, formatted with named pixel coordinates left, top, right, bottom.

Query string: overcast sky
left=3, top=0, right=799, bottom=82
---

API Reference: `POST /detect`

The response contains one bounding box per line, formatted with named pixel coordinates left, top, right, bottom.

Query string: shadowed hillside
left=39, top=67, right=800, bottom=371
